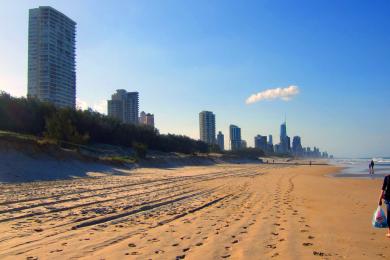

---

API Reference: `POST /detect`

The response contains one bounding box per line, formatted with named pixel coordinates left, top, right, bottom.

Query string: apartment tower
left=139, top=111, right=155, bottom=127
left=27, top=6, right=76, bottom=108
left=217, top=131, right=224, bottom=151
left=199, top=111, right=216, bottom=144
left=229, top=124, right=242, bottom=151
left=107, top=90, right=139, bottom=124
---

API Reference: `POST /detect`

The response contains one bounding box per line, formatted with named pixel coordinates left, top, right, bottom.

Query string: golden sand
left=0, top=164, right=388, bottom=259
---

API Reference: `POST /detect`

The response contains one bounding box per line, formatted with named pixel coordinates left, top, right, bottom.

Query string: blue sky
left=0, top=0, right=389, bottom=157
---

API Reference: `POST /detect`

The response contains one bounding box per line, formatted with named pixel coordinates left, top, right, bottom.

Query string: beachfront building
left=279, top=121, right=290, bottom=154
left=107, top=90, right=139, bottom=124
left=268, top=134, right=274, bottom=153
left=27, top=6, right=76, bottom=108
left=292, top=136, right=303, bottom=156
left=217, top=131, right=224, bottom=151
left=229, top=125, right=241, bottom=151
left=199, top=111, right=216, bottom=145
left=286, top=136, right=291, bottom=151
left=280, top=122, right=287, bottom=143
left=139, top=111, right=155, bottom=127
left=268, top=135, right=273, bottom=146
left=254, top=135, right=267, bottom=152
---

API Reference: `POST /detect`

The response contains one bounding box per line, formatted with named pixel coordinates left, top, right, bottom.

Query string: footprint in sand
left=195, top=242, right=203, bottom=246
left=176, top=255, right=186, bottom=259
left=302, top=242, right=313, bottom=246
left=313, top=251, right=330, bottom=257
left=232, top=240, right=239, bottom=244
left=221, top=254, right=231, bottom=258
left=266, top=244, right=276, bottom=249
left=183, top=248, right=190, bottom=252
left=172, top=243, right=179, bottom=247
left=128, top=243, right=136, bottom=248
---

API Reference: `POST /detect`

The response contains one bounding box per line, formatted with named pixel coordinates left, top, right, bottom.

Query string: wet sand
left=0, top=164, right=388, bottom=259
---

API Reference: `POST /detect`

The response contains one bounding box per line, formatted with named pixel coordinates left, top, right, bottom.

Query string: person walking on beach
left=378, top=174, right=390, bottom=237
left=369, top=163, right=372, bottom=174
left=370, top=160, right=375, bottom=174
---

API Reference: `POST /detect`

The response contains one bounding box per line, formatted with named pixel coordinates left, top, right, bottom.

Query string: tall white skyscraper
left=107, top=90, right=139, bottom=124
left=199, top=111, right=216, bottom=144
left=27, top=6, right=76, bottom=108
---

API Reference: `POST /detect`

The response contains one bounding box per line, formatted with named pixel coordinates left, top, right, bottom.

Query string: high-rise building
left=292, top=136, right=303, bottom=156
left=267, top=134, right=274, bottom=153
left=254, top=135, right=267, bottom=152
left=229, top=125, right=241, bottom=151
left=28, top=6, right=76, bottom=108
left=241, top=140, right=247, bottom=149
left=274, top=144, right=281, bottom=154
left=139, top=111, right=155, bottom=127
left=313, top=147, right=321, bottom=157
left=279, top=121, right=290, bottom=154
left=217, top=131, right=224, bottom=151
left=139, top=111, right=146, bottom=124
left=199, top=111, right=216, bottom=144
left=280, top=122, right=287, bottom=143
left=286, top=136, right=291, bottom=151
left=268, top=135, right=273, bottom=145
left=107, top=90, right=139, bottom=124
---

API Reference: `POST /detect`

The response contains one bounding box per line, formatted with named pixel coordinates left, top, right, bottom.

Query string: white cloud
left=245, top=85, right=299, bottom=104
left=76, top=98, right=107, bottom=114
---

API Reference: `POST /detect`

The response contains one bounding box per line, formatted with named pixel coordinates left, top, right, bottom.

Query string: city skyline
left=0, top=1, right=389, bottom=157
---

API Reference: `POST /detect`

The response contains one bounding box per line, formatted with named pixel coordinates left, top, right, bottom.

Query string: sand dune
left=0, top=164, right=388, bottom=259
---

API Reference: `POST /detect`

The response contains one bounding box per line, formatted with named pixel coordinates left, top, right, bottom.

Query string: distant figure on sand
left=378, top=174, right=390, bottom=237
left=370, top=160, right=375, bottom=174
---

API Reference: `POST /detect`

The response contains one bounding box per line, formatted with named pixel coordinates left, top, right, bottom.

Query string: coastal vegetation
left=0, top=92, right=209, bottom=155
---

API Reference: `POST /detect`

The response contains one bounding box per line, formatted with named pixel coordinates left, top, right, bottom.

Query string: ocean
left=331, top=157, right=390, bottom=179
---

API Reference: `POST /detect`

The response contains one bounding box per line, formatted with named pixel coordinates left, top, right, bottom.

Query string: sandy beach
left=0, top=163, right=388, bottom=259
